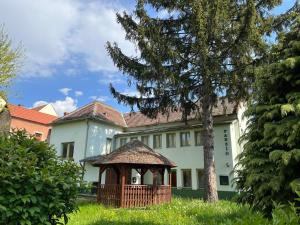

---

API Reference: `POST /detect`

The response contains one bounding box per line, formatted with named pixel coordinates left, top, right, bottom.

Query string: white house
left=50, top=100, right=246, bottom=197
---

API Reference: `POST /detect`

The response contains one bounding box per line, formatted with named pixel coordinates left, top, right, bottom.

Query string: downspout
left=82, top=119, right=90, bottom=180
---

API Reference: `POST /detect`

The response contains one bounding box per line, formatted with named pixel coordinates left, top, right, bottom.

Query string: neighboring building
left=50, top=100, right=246, bottom=196
left=8, top=104, right=58, bottom=141
left=31, top=103, right=58, bottom=117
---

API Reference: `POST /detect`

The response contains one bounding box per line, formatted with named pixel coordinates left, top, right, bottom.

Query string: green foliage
left=235, top=19, right=300, bottom=215
left=0, top=26, right=21, bottom=95
left=64, top=197, right=300, bottom=225
left=0, top=131, right=82, bottom=225
left=66, top=198, right=269, bottom=225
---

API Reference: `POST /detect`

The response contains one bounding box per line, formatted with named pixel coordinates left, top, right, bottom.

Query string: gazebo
left=92, top=140, right=176, bottom=208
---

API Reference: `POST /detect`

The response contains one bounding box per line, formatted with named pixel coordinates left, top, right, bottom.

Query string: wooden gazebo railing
left=97, top=184, right=171, bottom=208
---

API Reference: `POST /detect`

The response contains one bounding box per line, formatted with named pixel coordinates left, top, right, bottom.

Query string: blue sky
left=0, top=0, right=295, bottom=116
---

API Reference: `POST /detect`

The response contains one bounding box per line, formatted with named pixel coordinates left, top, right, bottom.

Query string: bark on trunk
left=0, top=110, right=11, bottom=135
left=202, top=95, right=218, bottom=202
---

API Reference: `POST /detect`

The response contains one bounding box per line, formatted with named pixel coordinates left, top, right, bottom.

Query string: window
left=62, top=142, right=74, bottom=159
left=219, top=175, right=229, bottom=185
left=182, top=169, right=192, bottom=187
left=120, top=138, right=127, bottom=146
left=171, top=170, right=177, bottom=187
left=197, top=169, right=205, bottom=189
left=141, top=135, right=149, bottom=146
left=34, top=132, right=43, bottom=141
left=130, top=136, right=138, bottom=141
left=106, top=138, right=112, bottom=154
left=195, top=131, right=203, bottom=146
left=166, top=133, right=176, bottom=148
left=153, top=134, right=162, bottom=149
left=180, top=132, right=190, bottom=147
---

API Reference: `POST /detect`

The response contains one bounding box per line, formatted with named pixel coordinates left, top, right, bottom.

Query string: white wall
left=115, top=122, right=241, bottom=192
left=50, top=120, right=87, bottom=163
left=86, top=121, right=123, bottom=157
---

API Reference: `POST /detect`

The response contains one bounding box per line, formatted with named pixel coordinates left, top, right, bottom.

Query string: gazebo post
left=161, top=168, right=165, bottom=185
left=120, top=166, right=126, bottom=208
left=97, top=166, right=105, bottom=202
left=168, top=168, right=172, bottom=202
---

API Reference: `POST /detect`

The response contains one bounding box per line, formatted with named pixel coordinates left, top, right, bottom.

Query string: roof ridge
left=93, top=101, right=121, bottom=113
left=60, top=101, right=95, bottom=118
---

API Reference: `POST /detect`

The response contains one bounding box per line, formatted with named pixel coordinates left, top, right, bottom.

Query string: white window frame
left=62, top=142, right=74, bottom=159
left=153, top=134, right=162, bottom=149
left=180, top=131, right=191, bottom=147
left=166, top=133, right=176, bottom=148
left=141, top=135, right=149, bottom=146
left=105, top=138, right=112, bottom=154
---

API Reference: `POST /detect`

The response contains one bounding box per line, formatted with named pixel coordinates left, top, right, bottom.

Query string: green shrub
left=0, top=131, right=82, bottom=225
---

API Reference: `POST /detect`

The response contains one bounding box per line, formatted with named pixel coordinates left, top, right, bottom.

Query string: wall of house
left=114, top=121, right=242, bottom=192
left=38, top=104, right=58, bottom=116
left=10, top=118, right=51, bottom=141
left=83, top=121, right=123, bottom=182
left=50, top=120, right=87, bottom=163
left=50, top=120, right=123, bottom=182
left=86, top=121, right=123, bottom=157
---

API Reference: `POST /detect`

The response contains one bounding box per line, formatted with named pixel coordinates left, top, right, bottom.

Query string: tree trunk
left=202, top=94, right=218, bottom=202
left=0, top=110, right=11, bottom=135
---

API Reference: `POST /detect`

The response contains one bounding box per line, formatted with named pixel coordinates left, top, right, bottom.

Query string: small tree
left=0, top=26, right=21, bottom=133
left=107, top=0, right=289, bottom=201
left=0, top=131, right=82, bottom=225
left=0, top=26, right=21, bottom=92
left=235, top=19, right=300, bottom=215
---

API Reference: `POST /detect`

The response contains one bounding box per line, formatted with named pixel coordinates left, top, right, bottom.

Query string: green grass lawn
left=67, top=198, right=270, bottom=225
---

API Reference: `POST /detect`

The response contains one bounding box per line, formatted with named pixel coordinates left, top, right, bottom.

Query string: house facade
left=50, top=101, right=246, bottom=196
left=8, top=104, right=58, bottom=141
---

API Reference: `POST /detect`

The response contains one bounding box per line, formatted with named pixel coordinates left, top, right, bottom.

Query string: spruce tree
left=107, top=0, right=290, bottom=202
left=235, top=18, right=300, bottom=215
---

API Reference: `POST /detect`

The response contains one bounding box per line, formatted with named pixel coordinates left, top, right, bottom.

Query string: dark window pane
left=69, top=143, right=74, bottom=158
left=197, top=169, right=204, bottom=189
left=220, top=176, right=229, bottom=185
left=195, top=131, right=203, bottom=146
left=182, top=170, right=192, bottom=187
left=62, top=143, right=68, bottom=158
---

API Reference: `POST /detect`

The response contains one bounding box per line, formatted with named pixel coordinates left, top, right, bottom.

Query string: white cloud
left=33, top=101, right=48, bottom=107
left=90, top=95, right=110, bottom=102
left=59, top=88, right=72, bottom=96
left=75, top=91, right=83, bottom=97
left=122, top=89, right=141, bottom=97
left=0, top=0, right=135, bottom=77
left=33, top=96, right=77, bottom=116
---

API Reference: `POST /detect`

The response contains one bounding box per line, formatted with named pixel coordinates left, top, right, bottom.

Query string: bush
left=0, top=131, right=82, bottom=225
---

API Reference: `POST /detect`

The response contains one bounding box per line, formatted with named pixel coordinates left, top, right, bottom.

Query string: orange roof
left=8, top=104, right=58, bottom=125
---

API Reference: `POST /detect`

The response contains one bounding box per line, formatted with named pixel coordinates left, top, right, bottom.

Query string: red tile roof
left=8, top=104, right=58, bottom=125
left=31, top=104, right=47, bottom=111
left=124, top=100, right=236, bottom=128
left=53, top=101, right=126, bottom=127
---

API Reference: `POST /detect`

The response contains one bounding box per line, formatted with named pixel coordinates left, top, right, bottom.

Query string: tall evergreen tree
left=235, top=18, right=300, bottom=215
left=107, top=0, right=291, bottom=202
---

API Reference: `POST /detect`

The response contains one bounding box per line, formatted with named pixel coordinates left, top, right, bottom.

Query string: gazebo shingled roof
left=92, top=140, right=176, bottom=167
